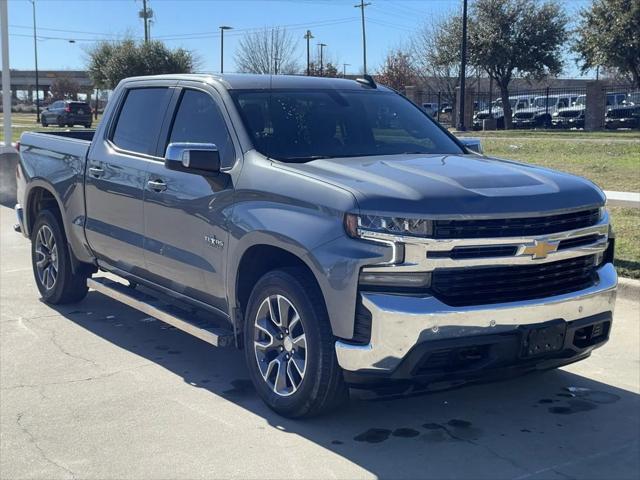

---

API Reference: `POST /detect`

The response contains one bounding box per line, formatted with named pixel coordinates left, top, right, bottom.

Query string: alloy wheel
left=253, top=294, right=307, bottom=397
left=34, top=225, right=58, bottom=290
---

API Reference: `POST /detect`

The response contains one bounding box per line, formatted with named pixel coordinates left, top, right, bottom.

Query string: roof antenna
left=356, top=74, right=377, bottom=89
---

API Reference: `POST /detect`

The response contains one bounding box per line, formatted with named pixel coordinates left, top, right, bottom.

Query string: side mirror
left=165, top=142, right=220, bottom=175
left=459, top=137, right=483, bottom=154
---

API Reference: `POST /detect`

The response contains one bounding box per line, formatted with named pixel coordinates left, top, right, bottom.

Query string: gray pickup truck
left=15, top=74, right=617, bottom=418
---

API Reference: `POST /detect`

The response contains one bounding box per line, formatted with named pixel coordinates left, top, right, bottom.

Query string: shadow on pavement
left=51, top=291, right=640, bottom=479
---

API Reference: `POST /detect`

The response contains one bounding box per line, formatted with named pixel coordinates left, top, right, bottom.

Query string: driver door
left=142, top=86, right=238, bottom=311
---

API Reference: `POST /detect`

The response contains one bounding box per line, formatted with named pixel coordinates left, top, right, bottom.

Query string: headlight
left=344, top=213, right=433, bottom=238
left=552, top=112, right=559, bottom=117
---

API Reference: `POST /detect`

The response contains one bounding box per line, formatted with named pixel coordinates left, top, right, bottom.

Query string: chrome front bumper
left=335, top=263, right=617, bottom=373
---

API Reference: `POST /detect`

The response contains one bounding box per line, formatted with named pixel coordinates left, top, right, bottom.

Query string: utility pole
left=219, top=26, right=232, bottom=73
left=1, top=0, right=12, bottom=144
left=354, top=0, right=370, bottom=74
left=140, top=0, right=153, bottom=43
left=318, top=43, right=327, bottom=76
left=343, top=63, right=350, bottom=77
left=457, top=0, right=468, bottom=131
left=30, top=0, right=40, bottom=123
left=304, top=30, right=314, bottom=76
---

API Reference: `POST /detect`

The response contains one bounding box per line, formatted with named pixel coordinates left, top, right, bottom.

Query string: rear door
left=142, top=84, right=238, bottom=310
left=84, top=84, right=174, bottom=275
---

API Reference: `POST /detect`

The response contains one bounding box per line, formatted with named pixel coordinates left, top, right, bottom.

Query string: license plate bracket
left=521, top=321, right=566, bottom=358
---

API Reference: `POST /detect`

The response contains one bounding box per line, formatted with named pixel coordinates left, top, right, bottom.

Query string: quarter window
left=167, top=89, right=235, bottom=168
left=111, top=87, right=171, bottom=156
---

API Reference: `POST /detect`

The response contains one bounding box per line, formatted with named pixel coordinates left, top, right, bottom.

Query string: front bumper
left=335, top=263, right=617, bottom=375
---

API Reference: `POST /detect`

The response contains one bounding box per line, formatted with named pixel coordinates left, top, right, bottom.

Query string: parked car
left=622, top=92, right=640, bottom=106
left=422, top=102, right=438, bottom=117
left=605, top=104, right=640, bottom=129
left=513, top=94, right=579, bottom=129
left=552, top=95, right=586, bottom=129
left=473, top=95, right=535, bottom=129
left=16, top=74, right=616, bottom=417
left=606, top=92, right=627, bottom=109
left=41, top=100, right=92, bottom=128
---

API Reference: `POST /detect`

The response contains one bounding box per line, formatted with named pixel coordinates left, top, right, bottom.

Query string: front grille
left=475, top=113, right=491, bottom=120
left=514, top=112, right=534, bottom=119
left=558, top=110, right=581, bottom=118
left=431, top=255, right=598, bottom=307
left=428, top=245, right=518, bottom=260
left=433, top=208, right=600, bottom=239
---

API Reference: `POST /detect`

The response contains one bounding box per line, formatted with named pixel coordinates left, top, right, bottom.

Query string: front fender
left=227, top=206, right=388, bottom=339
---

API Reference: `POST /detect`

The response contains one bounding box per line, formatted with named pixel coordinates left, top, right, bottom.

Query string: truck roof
left=120, top=73, right=392, bottom=91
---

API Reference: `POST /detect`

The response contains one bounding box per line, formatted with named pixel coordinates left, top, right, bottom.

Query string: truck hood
left=281, top=154, right=605, bottom=216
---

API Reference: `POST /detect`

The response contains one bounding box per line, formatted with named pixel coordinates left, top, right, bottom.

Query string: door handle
left=147, top=179, right=167, bottom=192
left=88, top=166, right=104, bottom=178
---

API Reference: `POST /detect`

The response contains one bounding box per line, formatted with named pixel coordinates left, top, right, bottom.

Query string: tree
left=412, top=15, right=465, bottom=104
left=469, top=0, right=568, bottom=128
left=377, top=49, right=418, bottom=92
left=574, top=0, right=640, bottom=88
left=86, top=39, right=196, bottom=90
left=50, top=76, right=80, bottom=101
left=308, top=61, right=339, bottom=77
left=235, top=27, right=299, bottom=74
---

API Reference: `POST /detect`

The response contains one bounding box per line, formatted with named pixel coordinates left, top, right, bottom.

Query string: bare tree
left=235, top=27, right=300, bottom=74
left=411, top=15, right=475, bottom=105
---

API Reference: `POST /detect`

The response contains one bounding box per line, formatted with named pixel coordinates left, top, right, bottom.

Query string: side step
left=87, top=277, right=235, bottom=347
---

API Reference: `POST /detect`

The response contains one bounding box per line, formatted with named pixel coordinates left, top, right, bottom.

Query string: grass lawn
left=475, top=133, right=639, bottom=279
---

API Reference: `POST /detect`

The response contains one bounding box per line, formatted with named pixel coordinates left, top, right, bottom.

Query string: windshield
left=534, top=97, right=558, bottom=108
left=574, top=95, right=586, bottom=106
left=231, top=89, right=463, bottom=161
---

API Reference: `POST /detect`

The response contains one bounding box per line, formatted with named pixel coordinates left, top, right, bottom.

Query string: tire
left=243, top=268, right=348, bottom=418
left=85, top=123, right=92, bottom=129
left=57, top=117, right=65, bottom=127
left=41, top=118, right=48, bottom=127
left=31, top=210, right=89, bottom=304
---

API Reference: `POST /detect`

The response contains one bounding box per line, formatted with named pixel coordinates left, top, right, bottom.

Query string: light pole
left=30, top=0, right=40, bottom=123
left=343, top=63, right=350, bottom=77
left=219, top=26, right=232, bottom=73
left=304, top=30, right=314, bottom=76
left=457, top=0, right=468, bottom=131
left=318, top=43, right=327, bottom=76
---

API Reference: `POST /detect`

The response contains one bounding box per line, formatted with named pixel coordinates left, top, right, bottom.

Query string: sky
left=4, top=0, right=594, bottom=77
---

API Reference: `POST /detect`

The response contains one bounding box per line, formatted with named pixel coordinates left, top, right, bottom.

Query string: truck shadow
left=52, top=291, right=640, bottom=479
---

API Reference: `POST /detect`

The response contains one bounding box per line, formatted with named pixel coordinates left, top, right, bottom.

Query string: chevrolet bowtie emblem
left=522, top=239, right=559, bottom=259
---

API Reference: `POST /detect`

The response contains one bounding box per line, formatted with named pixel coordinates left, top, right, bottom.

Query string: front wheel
left=243, top=268, right=348, bottom=418
left=31, top=210, right=89, bottom=304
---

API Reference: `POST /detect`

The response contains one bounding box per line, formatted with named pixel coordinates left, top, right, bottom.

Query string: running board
left=87, top=277, right=235, bottom=347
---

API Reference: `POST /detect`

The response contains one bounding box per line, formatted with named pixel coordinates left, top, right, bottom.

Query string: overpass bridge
left=0, top=69, right=94, bottom=102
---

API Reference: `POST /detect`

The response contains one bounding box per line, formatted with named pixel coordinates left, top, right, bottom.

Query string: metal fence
left=414, top=84, right=639, bottom=131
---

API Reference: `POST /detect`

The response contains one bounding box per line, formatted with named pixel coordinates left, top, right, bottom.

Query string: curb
left=618, top=277, right=640, bottom=302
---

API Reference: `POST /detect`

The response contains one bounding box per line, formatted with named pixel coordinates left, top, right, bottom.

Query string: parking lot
left=1, top=203, right=639, bottom=480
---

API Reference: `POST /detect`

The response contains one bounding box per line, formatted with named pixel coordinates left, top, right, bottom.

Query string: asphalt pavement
left=1, top=204, right=639, bottom=480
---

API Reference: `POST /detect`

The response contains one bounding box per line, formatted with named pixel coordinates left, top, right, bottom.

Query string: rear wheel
left=41, top=117, right=48, bottom=127
left=31, top=210, right=89, bottom=304
left=57, top=117, right=65, bottom=127
left=243, top=268, right=347, bottom=418
left=84, top=123, right=92, bottom=129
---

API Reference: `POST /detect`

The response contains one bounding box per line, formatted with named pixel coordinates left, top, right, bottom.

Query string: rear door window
left=167, top=89, right=235, bottom=168
left=111, top=87, right=172, bottom=156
